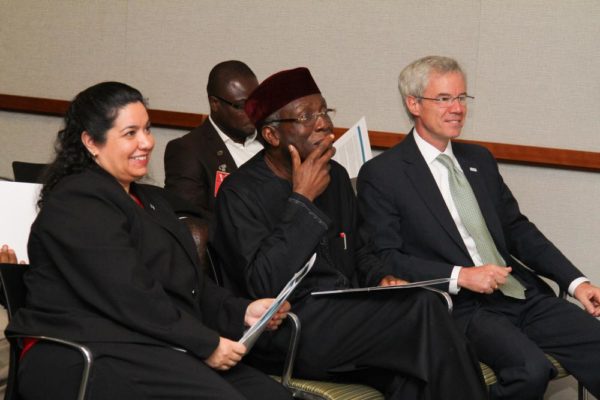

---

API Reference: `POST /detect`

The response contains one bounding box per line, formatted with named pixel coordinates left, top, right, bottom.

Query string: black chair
left=11, top=162, right=48, bottom=184
left=0, top=263, right=93, bottom=400
left=177, top=215, right=223, bottom=286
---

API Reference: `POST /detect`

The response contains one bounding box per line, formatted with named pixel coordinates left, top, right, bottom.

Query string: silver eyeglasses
left=265, top=108, right=336, bottom=125
left=417, top=95, right=474, bottom=108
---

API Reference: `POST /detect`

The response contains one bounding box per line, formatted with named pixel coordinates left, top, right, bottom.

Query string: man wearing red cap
left=212, top=67, right=487, bottom=399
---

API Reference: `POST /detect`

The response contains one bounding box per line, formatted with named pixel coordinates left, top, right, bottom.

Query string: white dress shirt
left=209, top=116, right=263, bottom=167
left=412, top=129, right=587, bottom=296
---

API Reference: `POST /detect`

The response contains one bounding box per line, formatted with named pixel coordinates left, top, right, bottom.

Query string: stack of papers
left=0, top=181, right=41, bottom=263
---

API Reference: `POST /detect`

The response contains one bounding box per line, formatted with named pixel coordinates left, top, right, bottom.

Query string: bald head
left=207, top=60, right=256, bottom=96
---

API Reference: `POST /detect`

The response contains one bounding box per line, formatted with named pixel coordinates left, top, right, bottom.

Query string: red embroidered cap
left=244, top=67, right=321, bottom=125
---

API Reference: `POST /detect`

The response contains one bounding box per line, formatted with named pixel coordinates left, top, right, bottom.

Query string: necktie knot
left=437, top=154, right=457, bottom=174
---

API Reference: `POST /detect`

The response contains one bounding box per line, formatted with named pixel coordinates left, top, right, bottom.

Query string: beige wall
left=0, top=1, right=598, bottom=397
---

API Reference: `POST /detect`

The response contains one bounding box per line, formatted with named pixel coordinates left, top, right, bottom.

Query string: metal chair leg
left=578, top=383, right=589, bottom=400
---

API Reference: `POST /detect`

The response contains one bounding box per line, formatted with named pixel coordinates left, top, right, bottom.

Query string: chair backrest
left=179, top=215, right=244, bottom=296
left=12, top=162, right=48, bottom=184
left=0, top=263, right=27, bottom=400
left=179, top=216, right=222, bottom=285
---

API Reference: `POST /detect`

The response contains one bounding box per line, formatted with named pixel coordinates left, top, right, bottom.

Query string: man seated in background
left=357, top=55, right=600, bottom=399
left=164, top=60, right=262, bottom=220
left=212, top=67, right=487, bottom=400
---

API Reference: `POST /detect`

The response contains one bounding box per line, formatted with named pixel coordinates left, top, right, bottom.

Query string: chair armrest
left=280, top=312, right=301, bottom=389
left=7, top=334, right=93, bottom=400
left=422, top=287, right=454, bottom=313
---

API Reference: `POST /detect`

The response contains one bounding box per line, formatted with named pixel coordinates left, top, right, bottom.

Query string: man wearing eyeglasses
left=164, top=60, right=262, bottom=218
left=212, top=67, right=487, bottom=400
left=357, top=55, right=600, bottom=399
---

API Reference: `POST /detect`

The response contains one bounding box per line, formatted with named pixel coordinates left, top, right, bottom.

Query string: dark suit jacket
left=357, top=131, right=584, bottom=306
left=7, top=167, right=250, bottom=359
left=164, top=119, right=237, bottom=219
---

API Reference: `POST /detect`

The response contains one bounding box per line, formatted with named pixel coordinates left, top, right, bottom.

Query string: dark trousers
left=458, top=290, right=600, bottom=400
left=18, top=341, right=293, bottom=400
left=262, top=289, right=487, bottom=400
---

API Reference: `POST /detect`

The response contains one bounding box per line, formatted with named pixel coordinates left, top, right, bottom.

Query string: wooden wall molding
left=2, top=93, right=599, bottom=172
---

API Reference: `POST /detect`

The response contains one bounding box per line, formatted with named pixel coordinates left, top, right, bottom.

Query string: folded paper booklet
left=239, top=253, right=317, bottom=349
left=311, top=278, right=450, bottom=296
left=332, top=116, right=372, bottom=178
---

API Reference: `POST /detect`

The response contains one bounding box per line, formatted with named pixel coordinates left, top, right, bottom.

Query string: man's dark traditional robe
left=212, top=152, right=487, bottom=400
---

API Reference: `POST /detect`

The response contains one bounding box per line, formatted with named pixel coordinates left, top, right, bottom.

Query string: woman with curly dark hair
left=7, top=82, right=292, bottom=400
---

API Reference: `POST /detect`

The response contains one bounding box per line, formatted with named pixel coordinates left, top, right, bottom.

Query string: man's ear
left=81, top=131, right=99, bottom=157
left=262, top=125, right=281, bottom=148
left=208, top=96, right=219, bottom=113
left=406, top=96, right=421, bottom=118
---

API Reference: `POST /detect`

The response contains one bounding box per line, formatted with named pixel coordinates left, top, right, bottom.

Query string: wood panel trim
left=2, top=93, right=599, bottom=172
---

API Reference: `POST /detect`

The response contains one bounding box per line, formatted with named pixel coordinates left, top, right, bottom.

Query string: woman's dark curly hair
left=39, top=82, right=145, bottom=207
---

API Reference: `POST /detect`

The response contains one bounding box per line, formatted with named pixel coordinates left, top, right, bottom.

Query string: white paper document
left=332, top=117, right=372, bottom=178
left=0, top=181, right=41, bottom=263
left=311, top=278, right=451, bottom=296
left=239, top=253, right=317, bottom=349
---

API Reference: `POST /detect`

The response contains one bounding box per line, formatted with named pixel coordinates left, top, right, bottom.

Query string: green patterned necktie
left=437, top=154, right=525, bottom=299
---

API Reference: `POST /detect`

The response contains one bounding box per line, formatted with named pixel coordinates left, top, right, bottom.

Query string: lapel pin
left=469, top=167, right=478, bottom=172
left=149, top=203, right=156, bottom=210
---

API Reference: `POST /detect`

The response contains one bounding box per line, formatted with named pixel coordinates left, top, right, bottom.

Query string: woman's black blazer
left=8, top=167, right=250, bottom=359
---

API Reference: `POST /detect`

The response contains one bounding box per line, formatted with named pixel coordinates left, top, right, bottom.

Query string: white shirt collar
left=209, top=115, right=258, bottom=147
left=413, top=128, right=460, bottom=169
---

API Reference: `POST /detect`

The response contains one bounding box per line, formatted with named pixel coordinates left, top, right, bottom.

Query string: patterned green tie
left=437, top=154, right=525, bottom=299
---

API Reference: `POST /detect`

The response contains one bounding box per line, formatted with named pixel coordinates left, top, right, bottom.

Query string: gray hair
left=257, top=109, right=281, bottom=146
left=398, top=56, right=465, bottom=121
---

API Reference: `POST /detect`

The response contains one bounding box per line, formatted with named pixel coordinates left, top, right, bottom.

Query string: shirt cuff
left=449, top=266, right=462, bottom=294
left=568, top=277, right=590, bottom=297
